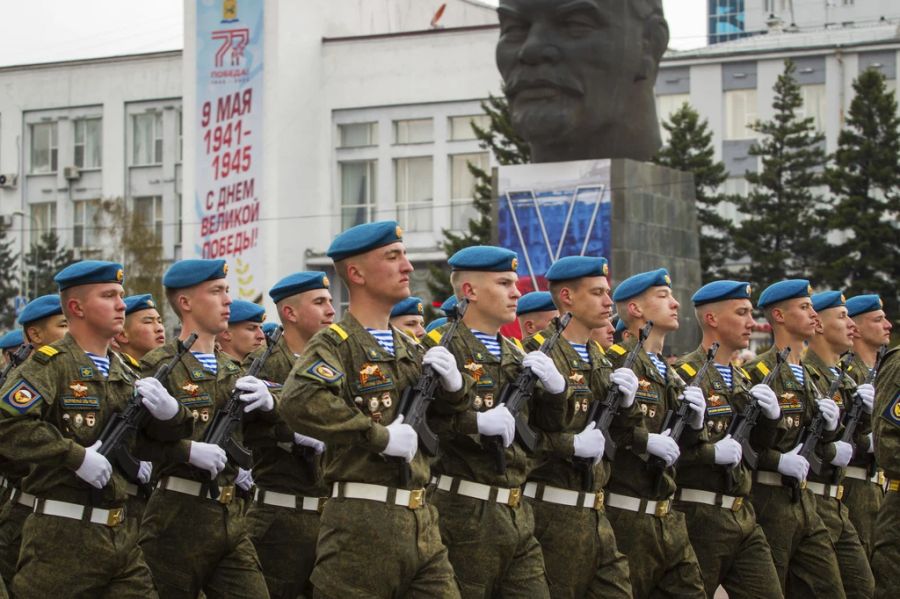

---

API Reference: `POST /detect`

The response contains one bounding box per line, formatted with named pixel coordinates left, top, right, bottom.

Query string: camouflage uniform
left=243, top=335, right=328, bottom=599
left=871, top=347, right=900, bottom=599
left=138, top=341, right=271, bottom=598
left=523, top=324, right=634, bottom=599
left=0, top=463, right=31, bottom=586
left=672, top=346, right=784, bottom=598
left=744, top=347, right=846, bottom=598
left=422, top=323, right=556, bottom=598
left=604, top=338, right=707, bottom=599
left=0, top=333, right=193, bottom=598
left=280, top=314, right=464, bottom=599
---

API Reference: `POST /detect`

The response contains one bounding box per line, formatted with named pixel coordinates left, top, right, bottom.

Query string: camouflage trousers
left=13, top=510, right=157, bottom=599
left=606, top=503, right=706, bottom=599
left=312, top=496, right=459, bottom=599
left=813, top=493, right=874, bottom=599
left=840, top=473, right=884, bottom=559
left=246, top=496, right=321, bottom=599
left=749, top=482, right=845, bottom=598
left=871, top=490, right=900, bottom=599
left=0, top=499, right=29, bottom=585
left=674, top=497, right=783, bottom=599
left=431, top=488, right=549, bottom=599
left=528, top=495, right=631, bottom=599
left=139, top=489, right=269, bottom=599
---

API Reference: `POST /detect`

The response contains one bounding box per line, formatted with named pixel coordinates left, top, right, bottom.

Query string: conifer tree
left=24, top=232, right=76, bottom=298
left=0, top=222, right=19, bottom=328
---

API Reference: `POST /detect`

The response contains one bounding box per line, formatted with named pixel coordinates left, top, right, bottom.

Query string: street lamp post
left=11, top=210, right=39, bottom=303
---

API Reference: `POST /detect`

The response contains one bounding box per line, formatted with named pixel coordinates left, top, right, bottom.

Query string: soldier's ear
left=345, top=263, right=366, bottom=286
left=461, top=281, right=477, bottom=302
left=627, top=300, right=642, bottom=320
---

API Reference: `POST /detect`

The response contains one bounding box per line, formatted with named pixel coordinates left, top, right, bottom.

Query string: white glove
left=610, top=368, right=638, bottom=408
left=188, top=441, right=227, bottom=480
left=830, top=440, right=853, bottom=467
left=476, top=404, right=516, bottom=447
left=867, top=432, right=875, bottom=454
left=293, top=432, right=325, bottom=455
left=573, top=422, right=606, bottom=464
left=714, top=435, right=743, bottom=466
left=856, top=384, right=875, bottom=414
left=681, top=386, right=706, bottom=430
left=750, top=384, right=780, bottom=420
left=423, top=346, right=463, bottom=392
left=816, top=398, right=839, bottom=432
left=235, top=468, right=254, bottom=491
left=136, top=378, right=180, bottom=421
left=647, top=431, right=680, bottom=467
left=75, top=440, right=112, bottom=489
left=137, top=461, right=153, bottom=484
left=777, top=444, right=810, bottom=481
left=382, top=415, right=418, bottom=463
left=236, top=376, right=274, bottom=412
left=522, top=352, right=565, bottom=395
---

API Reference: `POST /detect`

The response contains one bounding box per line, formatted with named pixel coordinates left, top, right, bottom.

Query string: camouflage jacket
left=873, top=347, right=900, bottom=479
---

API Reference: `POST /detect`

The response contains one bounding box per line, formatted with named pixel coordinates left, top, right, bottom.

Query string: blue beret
left=163, top=259, right=227, bottom=290
left=0, top=329, right=24, bottom=350
left=229, top=300, right=266, bottom=324
left=811, top=291, right=846, bottom=313
left=448, top=246, right=518, bottom=272
left=54, top=260, right=124, bottom=291
left=18, top=294, right=63, bottom=325
left=261, top=322, right=278, bottom=335
left=612, top=268, right=671, bottom=302
left=327, top=221, right=404, bottom=262
left=391, top=296, right=425, bottom=318
left=124, top=294, right=158, bottom=316
left=425, top=317, right=448, bottom=333
left=692, top=280, right=752, bottom=307
left=614, top=318, right=626, bottom=334
left=440, top=295, right=459, bottom=317
left=269, top=271, right=330, bottom=303
left=846, top=295, right=883, bottom=317
left=517, top=291, right=556, bottom=315
left=545, top=256, right=609, bottom=282
left=758, top=279, right=812, bottom=309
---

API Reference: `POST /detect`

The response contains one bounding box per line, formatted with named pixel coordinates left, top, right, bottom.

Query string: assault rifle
left=201, top=325, right=283, bottom=499
left=395, top=298, right=469, bottom=486
left=784, top=351, right=853, bottom=501
left=830, top=345, right=887, bottom=484
left=0, top=343, right=33, bottom=387
left=575, top=321, right=653, bottom=491
left=95, top=333, right=198, bottom=499
left=726, top=346, right=790, bottom=485
left=485, top=312, right=572, bottom=475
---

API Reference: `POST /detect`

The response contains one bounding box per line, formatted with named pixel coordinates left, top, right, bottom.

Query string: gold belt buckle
left=407, top=488, right=425, bottom=509
left=507, top=487, right=521, bottom=508
left=876, top=472, right=886, bottom=486
left=889, top=480, right=900, bottom=493
left=655, top=499, right=670, bottom=517
left=594, top=490, right=605, bottom=511
left=799, top=480, right=808, bottom=490
left=106, top=507, right=125, bottom=527
left=218, top=485, right=235, bottom=505
left=835, top=485, right=844, bottom=501
left=731, top=497, right=743, bottom=513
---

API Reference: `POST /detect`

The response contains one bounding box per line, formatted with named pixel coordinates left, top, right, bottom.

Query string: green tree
left=654, top=103, right=733, bottom=281
left=425, top=93, right=530, bottom=318
left=817, top=68, right=900, bottom=317
left=24, top=231, right=76, bottom=298
left=0, top=222, right=19, bottom=328
left=732, top=59, right=827, bottom=292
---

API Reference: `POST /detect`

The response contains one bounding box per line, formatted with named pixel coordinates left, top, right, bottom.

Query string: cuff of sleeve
left=699, top=443, right=717, bottom=465
left=171, top=440, right=192, bottom=464
left=537, top=387, right=568, bottom=405
left=367, top=423, right=390, bottom=453
left=758, top=449, right=781, bottom=472
left=64, top=443, right=87, bottom=471
left=438, top=382, right=470, bottom=409
left=558, top=433, right=576, bottom=458
left=456, top=411, right=480, bottom=436
left=630, top=427, right=649, bottom=454
left=819, top=441, right=837, bottom=463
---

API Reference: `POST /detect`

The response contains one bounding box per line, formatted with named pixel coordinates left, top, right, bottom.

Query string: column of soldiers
left=0, top=218, right=895, bottom=599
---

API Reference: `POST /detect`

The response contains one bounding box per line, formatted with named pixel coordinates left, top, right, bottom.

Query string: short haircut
left=165, top=287, right=185, bottom=319
left=548, top=279, right=583, bottom=310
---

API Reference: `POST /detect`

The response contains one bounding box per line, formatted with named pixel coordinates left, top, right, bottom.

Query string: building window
left=133, top=112, right=163, bottom=165
left=31, top=202, right=57, bottom=237
left=394, top=119, right=433, bottom=144
left=340, top=161, right=377, bottom=229
left=799, top=84, right=827, bottom=132
left=656, top=94, right=691, bottom=145
left=724, top=89, right=758, bottom=140
left=449, top=115, right=490, bottom=141
left=74, top=118, right=102, bottom=169
left=177, top=111, right=183, bottom=163
left=73, top=199, right=100, bottom=248
left=449, top=152, right=488, bottom=230
left=395, top=156, right=433, bottom=232
left=708, top=0, right=748, bottom=45
left=30, top=122, right=58, bottom=174
left=134, top=196, right=163, bottom=243
left=339, top=122, right=378, bottom=148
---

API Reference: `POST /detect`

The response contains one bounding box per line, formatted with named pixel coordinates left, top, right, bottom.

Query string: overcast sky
left=0, top=0, right=708, bottom=68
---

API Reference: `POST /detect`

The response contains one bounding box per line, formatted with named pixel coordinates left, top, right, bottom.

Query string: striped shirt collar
left=714, top=363, right=733, bottom=390
left=366, top=329, right=395, bottom=356
left=85, top=352, right=110, bottom=378
left=647, top=351, right=668, bottom=378
left=471, top=330, right=502, bottom=359
left=192, top=351, right=218, bottom=374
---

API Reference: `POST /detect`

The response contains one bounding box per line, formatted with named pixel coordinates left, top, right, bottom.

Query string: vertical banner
left=195, top=0, right=264, bottom=300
